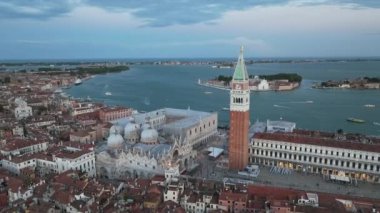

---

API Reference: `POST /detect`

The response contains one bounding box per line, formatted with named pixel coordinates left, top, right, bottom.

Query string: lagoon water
left=67, top=61, right=380, bottom=136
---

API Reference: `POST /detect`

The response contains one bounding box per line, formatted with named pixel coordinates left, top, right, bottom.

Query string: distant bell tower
left=229, top=46, right=250, bottom=170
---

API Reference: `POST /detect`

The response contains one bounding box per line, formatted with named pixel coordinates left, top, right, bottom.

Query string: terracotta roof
left=100, top=106, right=132, bottom=113
left=7, top=177, right=24, bottom=192
left=254, top=132, right=380, bottom=153
left=219, top=191, right=247, bottom=203
left=52, top=190, right=73, bottom=205
left=151, top=175, right=165, bottom=182
left=70, top=130, right=92, bottom=137
left=158, top=200, right=186, bottom=213
left=55, top=149, right=92, bottom=159
left=1, top=139, right=47, bottom=151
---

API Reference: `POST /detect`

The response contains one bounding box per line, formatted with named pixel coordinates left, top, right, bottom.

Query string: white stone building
left=250, top=131, right=380, bottom=183
left=55, top=147, right=96, bottom=177
left=1, top=145, right=96, bottom=177
left=0, top=139, right=48, bottom=156
left=14, top=98, right=32, bottom=120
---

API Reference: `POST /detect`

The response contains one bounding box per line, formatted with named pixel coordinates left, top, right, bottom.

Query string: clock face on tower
left=235, top=84, right=241, bottom=90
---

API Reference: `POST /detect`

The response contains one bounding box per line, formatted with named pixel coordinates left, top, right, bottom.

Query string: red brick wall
left=229, top=110, right=249, bottom=170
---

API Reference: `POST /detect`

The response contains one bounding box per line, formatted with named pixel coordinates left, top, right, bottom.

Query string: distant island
left=313, top=77, right=380, bottom=89
left=198, top=73, right=302, bottom=91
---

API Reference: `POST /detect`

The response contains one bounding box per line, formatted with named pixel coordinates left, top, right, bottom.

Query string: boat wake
left=273, top=104, right=290, bottom=109
left=287, top=100, right=314, bottom=104
left=143, top=97, right=151, bottom=106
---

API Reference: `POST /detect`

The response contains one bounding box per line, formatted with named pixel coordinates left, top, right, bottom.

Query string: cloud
left=1, top=0, right=379, bottom=26
left=0, top=0, right=83, bottom=19
left=154, top=37, right=268, bottom=48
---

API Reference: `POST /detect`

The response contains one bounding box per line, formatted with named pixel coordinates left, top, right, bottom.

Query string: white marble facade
left=96, top=108, right=217, bottom=179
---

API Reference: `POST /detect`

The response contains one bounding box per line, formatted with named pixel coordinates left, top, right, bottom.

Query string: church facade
left=96, top=108, right=217, bottom=179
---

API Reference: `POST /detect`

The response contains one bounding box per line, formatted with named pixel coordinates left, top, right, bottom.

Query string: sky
left=1, top=0, right=380, bottom=59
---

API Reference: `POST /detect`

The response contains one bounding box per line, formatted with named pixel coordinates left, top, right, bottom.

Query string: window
left=358, top=163, right=362, bottom=169
left=337, top=152, right=339, bottom=156
left=352, top=162, right=356, bottom=168
left=365, top=155, right=368, bottom=160
left=348, top=153, right=350, bottom=158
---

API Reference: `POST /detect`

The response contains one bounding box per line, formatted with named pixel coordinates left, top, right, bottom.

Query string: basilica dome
left=140, top=128, right=158, bottom=144
left=110, top=124, right=124, bottom=135
left=142, top=123, right=151, bottom=130
left=124, top=123, right=140, bottom=134
left=107, top=131, right=124, bottom=149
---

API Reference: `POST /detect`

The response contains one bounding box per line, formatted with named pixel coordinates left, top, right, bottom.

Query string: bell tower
left=229, top=46, right=250, bottom=170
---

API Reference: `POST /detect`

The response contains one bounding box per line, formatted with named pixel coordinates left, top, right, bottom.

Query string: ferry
left=346, top=117, right=365, bottom=123
left=74, top=78, right=82, bottom=85
left=222, top=107, right=230, bottom=111
left=374, top=122, right=380, bottom=126
left=105, top=92, right=112, bottom=96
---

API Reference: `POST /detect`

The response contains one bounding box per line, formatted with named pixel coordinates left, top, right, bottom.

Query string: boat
left=346, top=117, right=365, bottom=123
left=222, top=107, right=230, bottom=111
left=374, top=122, right=380, bottom=126
left=364, top=104, right=375, bottom=108
left=204, top=91, right=213, bottom=95
left=74, top=78, right=82, bottom=85
left=305, top=100, right=314, bottom=104
left=105, top=92, right=112, bottom=96
left=54, top=88, right=63, bottom=93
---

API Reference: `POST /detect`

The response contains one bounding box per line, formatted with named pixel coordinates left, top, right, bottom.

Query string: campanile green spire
left=232, top=45, right=249, bottom=81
